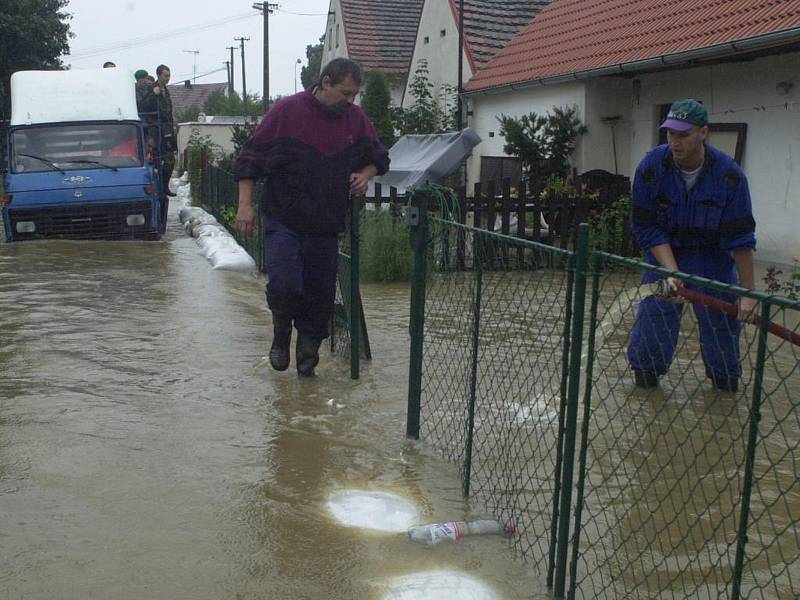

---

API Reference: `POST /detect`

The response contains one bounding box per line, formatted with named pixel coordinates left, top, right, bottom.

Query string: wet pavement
left=0, top=205, right=551, bottom=599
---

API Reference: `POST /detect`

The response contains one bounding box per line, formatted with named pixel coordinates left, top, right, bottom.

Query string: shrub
left=185, top=127, right=222, bottom=206
left=359, top=209, right=412, bottom=282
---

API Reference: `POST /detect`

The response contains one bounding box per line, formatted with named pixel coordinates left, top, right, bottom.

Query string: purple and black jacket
left=233, top=90, right=390, bottom=235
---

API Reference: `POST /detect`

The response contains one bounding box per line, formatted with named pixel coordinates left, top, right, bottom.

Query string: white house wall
left=466, top=81, right=586, bottom=187
left=321, top=1, right=348, bottom=69
left=581, top=78, right=633, bottom=178
left=176, top=124, right=240, bottom=160
left=629, top=52, right=800, bottom=264
left=402, top=0, right=472, bottom=110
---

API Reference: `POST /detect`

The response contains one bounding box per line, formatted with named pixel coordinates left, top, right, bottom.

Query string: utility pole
left=224, top=61, right=231, bottom=94
left=253, top=2, right=279, bottom=112
left=235, top=37, right=250, bottom=115
left=183, top=50, right=200, bottom=83
left=456, top=0, right=464, bottom=131
left=226, top=46, right=237, bottom=94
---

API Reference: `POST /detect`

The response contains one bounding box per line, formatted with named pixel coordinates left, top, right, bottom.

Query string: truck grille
left=8, top=201, right=153, bottom=240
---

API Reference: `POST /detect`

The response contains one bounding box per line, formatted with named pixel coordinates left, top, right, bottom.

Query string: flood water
left=0, top=207, right=550, bottom=599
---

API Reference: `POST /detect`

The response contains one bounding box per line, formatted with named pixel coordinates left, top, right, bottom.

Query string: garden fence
left=405, top=192, right=800, bottom=600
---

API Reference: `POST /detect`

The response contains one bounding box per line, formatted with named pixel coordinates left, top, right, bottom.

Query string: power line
left=274, top=9, right=328, bottom=16
left=172, top=66, right=228, bottom=82
left=68, top=11, right=258, bottom=59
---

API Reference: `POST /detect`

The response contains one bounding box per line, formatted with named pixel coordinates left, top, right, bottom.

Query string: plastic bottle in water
left=407, top=519, right=515, bottom=545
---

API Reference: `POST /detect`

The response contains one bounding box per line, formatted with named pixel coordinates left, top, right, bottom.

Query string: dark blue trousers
left=264, top=221, right=339, bottom=339
left=627, top=249, right=742, bottom=381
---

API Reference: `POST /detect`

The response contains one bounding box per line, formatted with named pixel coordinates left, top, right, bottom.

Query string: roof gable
left=169, top=82, right=229, bottom=118
left=449, top=0, right=552, bottom=67
left=339, top=0, right=425, bottom=74
left=466, top=0, right=800, bottom=92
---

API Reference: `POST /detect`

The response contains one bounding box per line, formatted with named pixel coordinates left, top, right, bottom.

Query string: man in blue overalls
left=628, top=99, right=757, bottom=393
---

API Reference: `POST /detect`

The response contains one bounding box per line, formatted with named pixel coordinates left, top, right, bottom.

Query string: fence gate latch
left=401, top=205, right=419, bottom=226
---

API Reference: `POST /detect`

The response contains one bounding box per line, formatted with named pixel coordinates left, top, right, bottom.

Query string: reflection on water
left=0, top=214, right=548, bottom=598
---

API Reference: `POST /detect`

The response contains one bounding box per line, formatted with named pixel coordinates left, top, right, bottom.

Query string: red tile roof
left=448, top=0, right=552, bottom=70
left=465, top=0, right=800, bottom=93
left=340, top=0, right=425, bottom=74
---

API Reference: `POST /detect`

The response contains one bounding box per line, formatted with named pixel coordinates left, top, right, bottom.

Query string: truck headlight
left=16, top=221, right=35, bottom=233
left=126, top=214, right=146, bottom=226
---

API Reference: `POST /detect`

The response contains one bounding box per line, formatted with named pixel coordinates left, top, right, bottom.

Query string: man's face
left=136, top=76, right=147, bottom=87
left=319, top=74, right=360, bottom=112
left=158, top=69, right=171, bottom=87
left=667, top=125, right=708, bottom=165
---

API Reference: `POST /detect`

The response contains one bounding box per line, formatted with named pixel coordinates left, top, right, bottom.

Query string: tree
left=361, top=71, right=395, bottom=148
left=203, top=90, right=265, bottom=117
left=230, top=121, right=258, bottom=157
left=0, top=0, right=73, bottom=116
left=497, top=106, right=587, bottom=180
left=300, top=37, right=323, bottom=90
left=393, top=60, right=454, bottom=136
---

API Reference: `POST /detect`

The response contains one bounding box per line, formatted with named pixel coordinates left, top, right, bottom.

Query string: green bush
left=587, top=194, right=640, bottom=257
left=185, top=128, right=222, bottom=206
left=359, top=208, right=412, bottom=282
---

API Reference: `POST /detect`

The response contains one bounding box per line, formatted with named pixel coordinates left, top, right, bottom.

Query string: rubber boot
left=296, top=334, right=322, bottom=377
left=633, top=369, right=659, bottom=389
left=711, top=375, right=738, bottom=393
left=269, top=314, right=293, bottom=371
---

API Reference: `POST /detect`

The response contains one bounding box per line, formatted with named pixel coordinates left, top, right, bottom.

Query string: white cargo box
left=10, top=68, right=140, bottom=126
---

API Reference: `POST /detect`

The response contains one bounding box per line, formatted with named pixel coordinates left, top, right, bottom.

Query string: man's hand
left=237, top=179, right=257, bottom=237
left=349, top=172, right=370, bottom=197
left=153, top=85, right=162, bottom=96
left=350, top=165, right=378, bottom=197
left=737, top=296, right=758, bottom=323
left=236, top=203, right=256, bottom=237
left=664, top=277, right=686, bottom=303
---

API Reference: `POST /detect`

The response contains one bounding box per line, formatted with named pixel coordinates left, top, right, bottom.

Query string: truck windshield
left=11, top=123, right=143, bottom=173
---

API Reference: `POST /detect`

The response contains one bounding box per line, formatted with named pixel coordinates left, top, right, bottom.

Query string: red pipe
left=670, top=286, right=800, bottom=347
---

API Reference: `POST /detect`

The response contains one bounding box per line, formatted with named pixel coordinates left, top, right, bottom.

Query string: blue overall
left=264, top=220, right=339, bottom=339
left=627, top=144, right=756, bottom=381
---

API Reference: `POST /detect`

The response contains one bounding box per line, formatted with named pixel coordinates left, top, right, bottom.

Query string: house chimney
left=184, top=80, right=192, bottom=88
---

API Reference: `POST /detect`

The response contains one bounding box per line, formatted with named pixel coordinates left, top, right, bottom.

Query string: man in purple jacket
left=234, top=58, right=389, bottom=377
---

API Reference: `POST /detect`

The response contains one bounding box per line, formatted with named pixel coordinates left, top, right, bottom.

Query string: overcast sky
left=63, top=0, right=330, bottom=97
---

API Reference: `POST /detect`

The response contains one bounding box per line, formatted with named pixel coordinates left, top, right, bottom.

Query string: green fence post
left=350, top=195, right=361, bottom=380
left=548, top=252, right=576, bottom=589
left=731, top=299, right=771, bottom=599
left=568, top=251, right=604, bottom=600
left=554, top=223, right=590, bottom=599
left=406, top=195, right=429, bottom=440
left=463, top=234, right=484, bottom=497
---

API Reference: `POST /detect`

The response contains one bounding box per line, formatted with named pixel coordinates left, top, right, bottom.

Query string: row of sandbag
left=179, top=206, right=256, bottom=272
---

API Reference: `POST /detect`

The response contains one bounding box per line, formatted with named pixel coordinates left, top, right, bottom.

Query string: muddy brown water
left=0, top=213, right=550, bottom=599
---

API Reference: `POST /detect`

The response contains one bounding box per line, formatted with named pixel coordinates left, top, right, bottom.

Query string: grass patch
left=359, top=208, right=412, bottom=282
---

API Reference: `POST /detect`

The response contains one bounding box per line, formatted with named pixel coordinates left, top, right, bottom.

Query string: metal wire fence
left=405, top=199, right=800, bottom=599
left=570, top=255, right=800, bottom=600
left=408, top=210, right=578, bottom=583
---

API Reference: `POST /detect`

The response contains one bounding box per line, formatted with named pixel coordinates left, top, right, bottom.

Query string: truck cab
left=1, top=68, right=165, bottom=241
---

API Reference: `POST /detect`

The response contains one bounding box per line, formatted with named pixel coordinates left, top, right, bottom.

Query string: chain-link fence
left=405, top=199, right=800, bottom=599
left=570, top=254, right=800, bottom=600
left=406, top=204, right=580, bottom=587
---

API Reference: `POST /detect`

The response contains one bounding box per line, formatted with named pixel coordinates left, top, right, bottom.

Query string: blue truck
left=1, top=68, right=167, bottom=241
